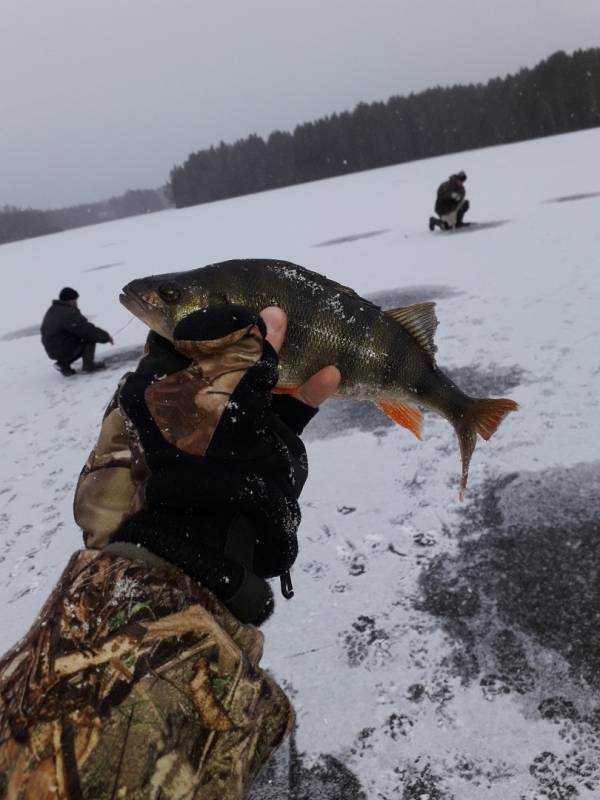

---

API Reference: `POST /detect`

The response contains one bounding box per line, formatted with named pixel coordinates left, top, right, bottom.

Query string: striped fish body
left=120, top=259, right=518, bottom=495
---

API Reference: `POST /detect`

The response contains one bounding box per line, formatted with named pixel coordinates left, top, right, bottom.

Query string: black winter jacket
left=41, top=300, right=110, bottom=362
left=435, top=176, right=466, bottom=216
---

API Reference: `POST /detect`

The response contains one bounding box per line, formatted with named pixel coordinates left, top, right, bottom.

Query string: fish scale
left=120, top=258, right=518, bottom=496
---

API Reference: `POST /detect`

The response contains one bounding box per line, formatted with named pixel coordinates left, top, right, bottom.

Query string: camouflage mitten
left=111, top=305, right=317, bottom=624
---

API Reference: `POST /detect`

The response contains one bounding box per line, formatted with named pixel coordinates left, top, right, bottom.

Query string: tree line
left=3, top=47, right=599, bottom=244
left=170, top=48, right=600, bottom=208
left=0, top=188, right=169, bottom=246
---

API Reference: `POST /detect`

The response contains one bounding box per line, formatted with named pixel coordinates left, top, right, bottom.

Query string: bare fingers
left=259, top=306, right=287, bottom=354
left=296, top=365, right=341, bottom=408
left=260, top=306, right=340, bottom=407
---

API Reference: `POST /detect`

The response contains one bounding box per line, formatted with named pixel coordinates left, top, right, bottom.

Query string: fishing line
left=111, top=317, right=134, bottom=338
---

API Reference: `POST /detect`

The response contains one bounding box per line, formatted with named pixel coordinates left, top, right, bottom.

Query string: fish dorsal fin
left=385, top=302, right=438, bottom=359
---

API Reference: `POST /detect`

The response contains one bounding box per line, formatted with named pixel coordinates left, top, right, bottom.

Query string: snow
left=2, top=127, right=600, bottom=797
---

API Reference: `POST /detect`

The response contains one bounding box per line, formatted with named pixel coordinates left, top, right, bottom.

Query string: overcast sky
left=2, top=0, right=600, bottom=209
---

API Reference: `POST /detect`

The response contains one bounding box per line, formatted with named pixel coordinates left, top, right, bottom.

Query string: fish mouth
left=120, top=287, right=151, bottom=317
left=119, top=285, right=174, bottom=340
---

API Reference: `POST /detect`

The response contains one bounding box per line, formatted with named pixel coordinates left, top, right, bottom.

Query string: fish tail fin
left=455, top=398, right=519, bottom=500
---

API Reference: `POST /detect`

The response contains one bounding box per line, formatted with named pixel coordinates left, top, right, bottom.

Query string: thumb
left=259, top=307, right=287, bottom=354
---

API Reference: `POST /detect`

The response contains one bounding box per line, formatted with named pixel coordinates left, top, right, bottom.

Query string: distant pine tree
left=0, top=188, right=170, bottom=246
left=169, top=47, right=600, bottom=209
left=0, top=206, right=62, bottom=245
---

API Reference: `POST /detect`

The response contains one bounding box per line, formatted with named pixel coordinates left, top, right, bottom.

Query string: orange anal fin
left=272, top=386, right=300, bottom=396
left=376, top=401, right=423, bottom=440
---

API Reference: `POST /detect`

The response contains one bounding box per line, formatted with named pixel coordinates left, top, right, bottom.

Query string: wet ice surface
left=2, top=314, right=97, bottom=341
left=314, top=229, right=390, bottom=247
left=83, top=261, right=125, bottom=272
left=366, top=283, right=462, bottom=309
left=418, top=463, right=600, bottom=799
left=2, top=130, right=600, bottom=799
left=450, top=219, right=510, bottom=233
left=250, top=729, right=367, bottom=799
left=545, top=191, right=600, bottom=204
left=103, top=345, right=144, bottom=369
left=1, top=324, right=41, bottom=341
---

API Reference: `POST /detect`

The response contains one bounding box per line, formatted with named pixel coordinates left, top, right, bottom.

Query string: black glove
left=111, top=306, right=317, bottom=625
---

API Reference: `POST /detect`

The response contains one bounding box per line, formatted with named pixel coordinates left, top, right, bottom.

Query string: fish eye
left=157, top=283, right=182, bottom=304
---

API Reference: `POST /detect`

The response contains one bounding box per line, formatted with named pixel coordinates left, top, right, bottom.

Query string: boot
left=456, top=200, right=470, bottom=227
left=55, top=363, right=77, bottom=377
left=429, top=216, right=447, bottom=232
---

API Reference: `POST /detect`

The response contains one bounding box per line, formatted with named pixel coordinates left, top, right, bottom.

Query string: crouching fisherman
left=0, top=304, right=339, bottom=799
left=41, top=286, right=113, bottom=376
left=429, top=170, right=470, bottom=231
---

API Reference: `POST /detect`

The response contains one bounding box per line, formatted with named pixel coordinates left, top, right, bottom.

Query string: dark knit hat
left=59, top=287, right=79, bottom=301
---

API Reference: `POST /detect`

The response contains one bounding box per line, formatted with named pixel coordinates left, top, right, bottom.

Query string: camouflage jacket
left=0, top=548, right=293, bottom=799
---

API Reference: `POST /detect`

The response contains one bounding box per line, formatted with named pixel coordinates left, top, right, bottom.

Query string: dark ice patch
left=103, top=346, right=144, bottom=369
left=83, top=261, right=124, bottom=272
left=545, top=191, right=600, bottom=204
left=396, top=763, right=450, bottom=799
left=528, top=747, right=600, bottom=800
left=366, top=283, right=462, bottom=309
left=249, top=728, right=366, bottom=800
left=531, top=697, right=600, bottom=796
left=1, top=324, right=41, bottom=341
left=419, top=463, right=600, bottom=687
left=314, top=229, right=390, bottom=247
left=448, top=220, right=510, bottom=233
left=304, top=398, right=392, bottom=441
left=444, top=363, right=526, bottom=397
left=417, top=464, right=600, bottom=795
left=2, top=314, right=97, bottom=342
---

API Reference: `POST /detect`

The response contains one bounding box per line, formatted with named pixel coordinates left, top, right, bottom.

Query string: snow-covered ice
left=2, top=128, right=600, bottom=798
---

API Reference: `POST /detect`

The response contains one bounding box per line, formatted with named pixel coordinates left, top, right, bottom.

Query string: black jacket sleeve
left=65, top=307, right=111, bottom=343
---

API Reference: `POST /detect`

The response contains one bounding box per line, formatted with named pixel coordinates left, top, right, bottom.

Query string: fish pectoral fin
left=385, top=303, right=438, bottom=360
left=376, top=401, right=423, bottom=440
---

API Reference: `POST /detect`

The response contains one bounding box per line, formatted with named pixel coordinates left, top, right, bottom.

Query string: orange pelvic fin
left=376, top=401, right=423, bottom=440
left=272, top=386, right=299, bottom=396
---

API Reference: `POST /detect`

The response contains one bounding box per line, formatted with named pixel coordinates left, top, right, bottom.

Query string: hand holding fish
left=121, top=259, right=518, bottom=496
left=260, top=305, right=341, bottom=407
left=108, top=302, right=335, bottom=623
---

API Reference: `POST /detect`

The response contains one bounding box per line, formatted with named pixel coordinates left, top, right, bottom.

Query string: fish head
left=120, top=270, right=212, bottom=340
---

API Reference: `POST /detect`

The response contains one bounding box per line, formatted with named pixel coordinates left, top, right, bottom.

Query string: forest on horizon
left=2, top=47, right=599, bottom=245
left=170, top=48, right=600, bottom=208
